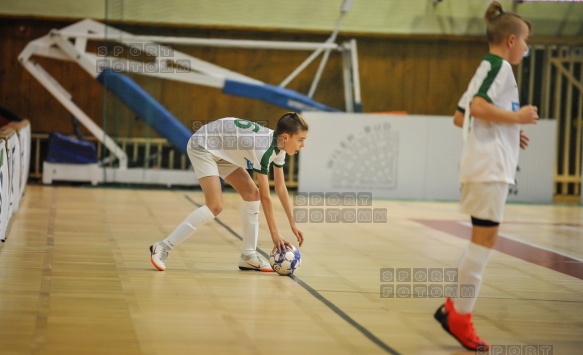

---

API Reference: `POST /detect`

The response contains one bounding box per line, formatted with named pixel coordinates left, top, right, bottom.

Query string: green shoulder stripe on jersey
left=259, top=148, right=274, bottom=173
left=456, top=106, right=465, bottom=114
left=474, top=92, right=491, bottom=103
left=259, top=135, right=280, bottom=173
left=475, top=53, right=503, bottom=104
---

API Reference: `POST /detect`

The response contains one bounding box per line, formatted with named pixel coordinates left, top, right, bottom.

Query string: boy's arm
left=520, top=130, right=529, bottom=150
left=256, top=172, right=291, bottom=253
left=470, top=97, right=538, bottom=124
left=454, top=91, right=468, bottom=128
left=273, top=166, right=304, bottom=247
left=453, top=109, right=464, bottom=128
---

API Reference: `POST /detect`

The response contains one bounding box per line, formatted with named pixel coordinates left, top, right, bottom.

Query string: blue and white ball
left=269, top=245, right=301, bottom=276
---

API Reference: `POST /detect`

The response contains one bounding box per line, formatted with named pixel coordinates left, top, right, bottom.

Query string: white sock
left=163, top=205, right=215, bottom=248
left=454, top=242, right=493, bottom=314
left=240, top=200, right=260, bottom=257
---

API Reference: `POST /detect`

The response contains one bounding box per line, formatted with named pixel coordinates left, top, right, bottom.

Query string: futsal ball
left=269, top=245, right=301, bottom=276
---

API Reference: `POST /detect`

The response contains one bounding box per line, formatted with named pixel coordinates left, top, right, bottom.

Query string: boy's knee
left=241, top=184, right=259, bottom=201
left=249, top=187, right=260, bottom=200
left=208, top=204, right=223, bottom=216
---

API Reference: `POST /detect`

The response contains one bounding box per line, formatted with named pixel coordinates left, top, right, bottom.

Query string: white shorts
left=187, top=140, right=239, bottom=179
left=459, top=182, right=509, bottom=223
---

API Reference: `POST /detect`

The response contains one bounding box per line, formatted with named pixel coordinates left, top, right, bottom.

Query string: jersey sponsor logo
left=244, top=157, right=254, bottom=170
left=512, top=102, right=519, bottom=112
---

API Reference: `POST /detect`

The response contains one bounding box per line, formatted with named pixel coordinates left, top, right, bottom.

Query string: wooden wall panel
left=1, top=16, right=496, bottom=137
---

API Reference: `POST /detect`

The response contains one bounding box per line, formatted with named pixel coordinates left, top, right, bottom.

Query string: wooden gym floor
left=0, top=184, right=581, bottom=354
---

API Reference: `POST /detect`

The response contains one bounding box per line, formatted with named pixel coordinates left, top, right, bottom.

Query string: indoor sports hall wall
left=2, top=0, right=582, bottom=36
left=0, top=1, right=581, bottom=202
left=0, top=16, right=491, bottom=134
left=2, top=16, right=580, bottom=136
left=298, top=113, right=557, bottom=203
left=1, top=0, right=582, bottom=136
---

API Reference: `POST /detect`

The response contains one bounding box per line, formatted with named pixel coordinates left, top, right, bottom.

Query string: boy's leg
left=455, top=182, right=504, bottom=311
left=151, top=141, right=226, bottom=271
left=455, top=223, right=497, bottom=313
left=455, top=182, right=505, bottom=313
left=164, top=175, right=223, bottom=248
left=224, top=168, right=272, bottom=272
left=150, top=176, right=222, bottom=271
left=225, top=168, right=260, bottom=256
left=434, top=182, right=505, bottom=351
left=434, top=223, right=495, bottom=351
left=239, top=200, right=261, bottom=256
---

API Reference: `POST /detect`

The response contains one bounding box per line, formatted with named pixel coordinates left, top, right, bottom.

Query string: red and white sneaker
left=434, top=298, right=489, bottom=352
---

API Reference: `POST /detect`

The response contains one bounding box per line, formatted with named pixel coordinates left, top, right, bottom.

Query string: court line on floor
left=415, top=219, right=583, bottom=281
left=459, top=221, right=583, bottom=263
left=185, top=195, right=400, bottom=355
left=31, top=188, right=58, bottom=353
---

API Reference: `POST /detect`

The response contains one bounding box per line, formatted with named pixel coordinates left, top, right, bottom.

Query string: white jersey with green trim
left=190, top=117, right=286, bottom=175
left=457, top=53, right=520, bottom=184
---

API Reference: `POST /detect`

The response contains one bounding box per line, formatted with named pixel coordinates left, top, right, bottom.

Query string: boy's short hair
left=274, top=112, right=309, bottom=136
